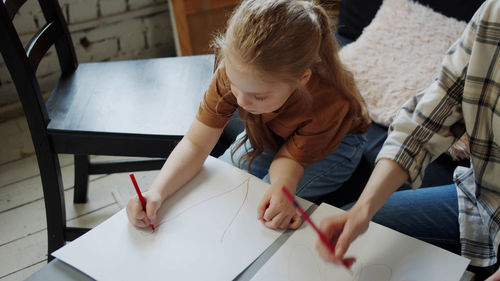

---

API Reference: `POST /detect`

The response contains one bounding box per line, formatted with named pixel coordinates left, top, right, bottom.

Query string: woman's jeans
left=219, top=132, right=367, bottom=202
left=347, top=184, right=460, bottom=255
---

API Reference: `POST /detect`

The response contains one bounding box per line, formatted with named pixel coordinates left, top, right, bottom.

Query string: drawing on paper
left=141, top=177, right=251, bottom=243
left=252, top=242, right=420, bottom=281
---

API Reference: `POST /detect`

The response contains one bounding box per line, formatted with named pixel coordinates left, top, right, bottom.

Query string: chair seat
left=46, top=54, right=215, bottom=156
left=47, top=54, right=214, bottom=135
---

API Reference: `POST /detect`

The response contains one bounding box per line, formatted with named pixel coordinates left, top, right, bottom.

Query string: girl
left=126, top=0, right=370, bottom=230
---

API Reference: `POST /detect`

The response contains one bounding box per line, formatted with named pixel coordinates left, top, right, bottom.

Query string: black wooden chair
left=0, top=0, right=237, bottom=260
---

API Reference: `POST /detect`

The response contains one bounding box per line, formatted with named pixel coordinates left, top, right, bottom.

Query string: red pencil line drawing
left=280, top=243, right=396, bottom=281
left=141, top=177, right=251, bottom=242
left=220, top=178, right=250, bottom=243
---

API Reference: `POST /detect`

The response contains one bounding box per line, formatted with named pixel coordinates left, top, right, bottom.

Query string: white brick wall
left=11, top=1, right=45, bottom=35
left=66, top=0, right=99, bottom=23
left=99, top=0, right=127, bottom=17
left=0, top=0, right=175, bottom=107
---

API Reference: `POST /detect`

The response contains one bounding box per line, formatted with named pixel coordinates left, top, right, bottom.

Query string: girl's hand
left=315, top=205, right=370, bottom=266
left=126, top=190, right=163, bottom=228
left=257, top=185, right=302, bottom=229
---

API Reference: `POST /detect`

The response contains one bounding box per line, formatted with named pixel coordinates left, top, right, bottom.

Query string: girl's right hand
left=315, top=205, right=371, bottom=267
left=126, top=190, right=163, bottom=228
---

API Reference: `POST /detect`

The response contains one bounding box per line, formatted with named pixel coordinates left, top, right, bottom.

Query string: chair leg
left=73, top=155, right=89, bottom=203
left=36, top=148, right=67, bottom=261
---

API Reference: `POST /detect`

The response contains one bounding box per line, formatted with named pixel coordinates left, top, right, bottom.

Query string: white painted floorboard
left=0, top=117, right=159, bottom=280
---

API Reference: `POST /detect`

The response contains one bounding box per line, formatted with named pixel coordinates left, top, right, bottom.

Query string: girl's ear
left=298, top=68, right=312, bottom=87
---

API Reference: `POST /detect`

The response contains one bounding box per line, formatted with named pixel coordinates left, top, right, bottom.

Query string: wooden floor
left=0, top=116, right=158, bottom=280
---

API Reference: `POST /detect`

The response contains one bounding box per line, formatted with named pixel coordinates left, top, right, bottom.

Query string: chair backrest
left=0, top=0, right=77, bottom=131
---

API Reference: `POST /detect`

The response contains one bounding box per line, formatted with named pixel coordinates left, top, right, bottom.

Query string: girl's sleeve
left=196, top=66, right=238, bottom=128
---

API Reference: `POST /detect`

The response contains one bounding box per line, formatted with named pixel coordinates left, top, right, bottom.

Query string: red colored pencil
left=129, top=173, right=155, bottom=231
left=282, top=186, right=351, bottom=268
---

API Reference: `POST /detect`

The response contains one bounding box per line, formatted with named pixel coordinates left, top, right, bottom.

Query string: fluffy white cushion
left=340, top=0, right=468, bottom=158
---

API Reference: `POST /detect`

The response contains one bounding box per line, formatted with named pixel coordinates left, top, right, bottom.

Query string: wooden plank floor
left=0, top=116, right=158, bottom=281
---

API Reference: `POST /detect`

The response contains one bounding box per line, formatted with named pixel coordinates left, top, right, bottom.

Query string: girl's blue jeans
left=345, top=184, right=460, bottom=254
left=218, top=132, right=367, bottom=202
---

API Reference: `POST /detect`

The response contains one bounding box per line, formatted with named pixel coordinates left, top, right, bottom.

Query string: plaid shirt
left=377, top=0, right=500, bottom=267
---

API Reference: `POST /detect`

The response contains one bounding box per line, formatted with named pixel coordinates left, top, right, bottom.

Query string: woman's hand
left=126, top=189, right=163, bottom=228
left=315, top=204, right=371, bottom=266
left=315, top=159, right=409, bottom=266
left=257, top=184, right=302, bottom=229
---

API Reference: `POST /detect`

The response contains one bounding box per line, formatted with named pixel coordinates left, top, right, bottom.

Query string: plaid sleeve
left=376, top=11, right=479, bottom=188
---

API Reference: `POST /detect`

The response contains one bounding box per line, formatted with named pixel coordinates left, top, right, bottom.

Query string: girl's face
left=225, top=54, right=308, bottom=115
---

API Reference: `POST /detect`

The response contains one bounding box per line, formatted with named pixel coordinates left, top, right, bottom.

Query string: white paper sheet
left=251, top=203, right=470, bottom=281
left=53, top=156, right=311, bottom=281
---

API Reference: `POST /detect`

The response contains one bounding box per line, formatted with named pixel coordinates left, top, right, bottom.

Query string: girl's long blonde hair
left=212, top=0, right=368, bottom=171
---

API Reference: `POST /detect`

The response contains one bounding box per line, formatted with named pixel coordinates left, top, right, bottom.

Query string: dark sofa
left=212, top=0, right=484, bottom=207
